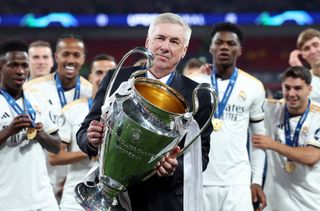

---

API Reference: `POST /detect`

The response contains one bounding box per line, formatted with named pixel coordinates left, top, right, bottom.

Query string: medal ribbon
left=284, top=99, right=310, bottom=147
left=0, top=88, right=36, bottom=127
left=210, top=68, right=238, bottom=118
left=88, top=97, right=93, bottom=110
left=54, top=73, right=81, bottom=108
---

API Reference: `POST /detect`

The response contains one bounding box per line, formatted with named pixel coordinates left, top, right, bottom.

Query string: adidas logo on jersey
left=1, top=112, right=10, bottom=119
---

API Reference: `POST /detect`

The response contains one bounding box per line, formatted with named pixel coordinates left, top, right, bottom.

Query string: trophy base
left=75, top=182, right=126, bottom=211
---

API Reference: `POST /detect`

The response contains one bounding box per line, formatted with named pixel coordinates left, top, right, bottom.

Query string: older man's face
left=145, top=23, right=187, bottom=76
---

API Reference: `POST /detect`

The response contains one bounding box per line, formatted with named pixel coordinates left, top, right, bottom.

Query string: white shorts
left=203, top=185, right=254, bottom=211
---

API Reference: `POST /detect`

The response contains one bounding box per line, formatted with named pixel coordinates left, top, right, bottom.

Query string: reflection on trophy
left=75, top=47, right=218, bottom=210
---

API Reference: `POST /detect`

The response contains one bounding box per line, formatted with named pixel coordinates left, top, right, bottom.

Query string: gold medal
left=284, top=161, right=296, bottom=173
left=26, top=128, right=37, bottom=140
left=212, top=118, right=222, bottom=131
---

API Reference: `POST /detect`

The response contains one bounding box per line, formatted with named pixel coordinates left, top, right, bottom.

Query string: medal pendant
left=26, top=128, right=37, bottom=140
left=212, top=118, right=222, bottom=131
left=284, top=161, right=296, bottom=173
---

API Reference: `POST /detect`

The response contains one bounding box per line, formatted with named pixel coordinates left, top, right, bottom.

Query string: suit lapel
left=170, top=71, right=185, bottom=94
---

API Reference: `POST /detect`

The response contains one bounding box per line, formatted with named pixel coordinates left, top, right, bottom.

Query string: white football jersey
left=0, top=90, right=58, bottom=210
left=186, top=73, right=211, bottom=84
left=203, top=69, right=265, bottom=186
left=59, top=98, right=95, bottom=210
left=310, top=71, right=320, bottom=104
left=24, top=73, right=92, bottom=128
left=263, top=99, right=320, bottom=211
left=23, top=73, right=92, bottom=199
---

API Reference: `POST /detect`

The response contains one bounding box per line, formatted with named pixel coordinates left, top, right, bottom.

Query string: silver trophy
left=75, top=47, right=218, bottom=210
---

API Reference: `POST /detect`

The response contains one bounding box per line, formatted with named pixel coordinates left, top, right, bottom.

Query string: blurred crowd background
left=1, top=1, right=318, bottom=96
left=1, top=0, right=318, bottom=13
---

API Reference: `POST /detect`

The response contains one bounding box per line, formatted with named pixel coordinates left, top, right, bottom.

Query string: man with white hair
left=77, top=13, right=213, bottom=211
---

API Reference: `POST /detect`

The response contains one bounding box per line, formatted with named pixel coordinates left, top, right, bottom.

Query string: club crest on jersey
left=33, top=105, right=42, bottom=115
left=301, top=126, right=309, bottom=138
left=238, top=90, right=246, bottom=101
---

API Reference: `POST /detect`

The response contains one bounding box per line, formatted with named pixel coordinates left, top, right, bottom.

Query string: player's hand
left=200, top=63, right=213, bottom=75
left=7, top=114, right=32, bottom=135
left=87, top=120, right=105, bottom=148
left=289, top=49, right=303, bottom=67
left=251, top=183, right=267, bottom=211
left=34, top=122, right=45, bottom=139
left=252, top=134, right=275, bottom=150
left=155, top=146, right=180, bottom=177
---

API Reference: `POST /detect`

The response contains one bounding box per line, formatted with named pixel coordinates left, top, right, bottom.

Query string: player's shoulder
left=310, top=100, right=320, bottom=113
left=265, top=98, right=286, bottom=112
left=266, top=98, right=285, bottom=106
left=80, top=76, right=92, bottom=87
left=238, top=69, right=263, bottom=86
left=24, top=74, right=54, bottom=89
left=62, top=98, right=88, bottom=113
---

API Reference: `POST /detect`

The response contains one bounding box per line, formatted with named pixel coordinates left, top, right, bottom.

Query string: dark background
left=1, top=1, right=318, bottom=94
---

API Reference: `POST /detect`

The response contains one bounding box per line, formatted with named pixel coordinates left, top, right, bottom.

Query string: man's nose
left=160, top=39, right=170, bottom=50
left=287, top=89, right=296, bottom=96
left=16, top=65, right=27, bottom=74
left=220, top=42, right=229, bottom=49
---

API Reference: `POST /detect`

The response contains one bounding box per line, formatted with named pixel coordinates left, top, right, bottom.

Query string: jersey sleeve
left=249, top=82, right=265, bottom=122
left=306, top=127, right=320, bottom=148
left=58, top=112, right=72, bottom=143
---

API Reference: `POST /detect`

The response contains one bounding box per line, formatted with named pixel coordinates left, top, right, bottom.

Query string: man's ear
left=181, top=46, right=188, bottom=60
left=88, top=73, right=93, bottom=83
left=0, top=58, right=4, bottom=81
left=309, top=84, right=313, bottom=94
left=0, top=57, right=4, bottom=72
left=237, top=47, right=242, bottom=57
left=54, top=52, right=58, bottom=62
left=145, top=37, right=149, bottom=48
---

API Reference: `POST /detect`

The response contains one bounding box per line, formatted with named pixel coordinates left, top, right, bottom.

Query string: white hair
left=148, top=13, right=192, bottom=47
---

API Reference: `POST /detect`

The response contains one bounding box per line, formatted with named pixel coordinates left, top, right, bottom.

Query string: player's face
left=145, top=23, right=187, bottom=76
left=89, top=60, right=116, bottom=88
left=209, top=31, right=242, bottom=69
left=301, top=37, right=320, bottom=67
left=28, top=46, right=53, bottom=79
left=0, top=51, right=29, bottom=93
left=282, top=77, right=311, bottom=115
left=55, top=38, right=85, bottom=80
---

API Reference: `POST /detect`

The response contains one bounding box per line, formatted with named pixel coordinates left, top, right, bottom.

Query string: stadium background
left=1, top=1, right=318, bottom=95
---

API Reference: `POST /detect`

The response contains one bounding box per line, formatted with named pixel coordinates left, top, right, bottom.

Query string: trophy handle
left=177, top=83, right=218, bottom=156
left=142, top=83, right=217, bottom=182
left=104, top=47, right=154, bottom=101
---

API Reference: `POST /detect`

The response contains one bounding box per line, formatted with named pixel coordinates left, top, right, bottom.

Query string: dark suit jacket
left=77, top=66, right=213, bottom=211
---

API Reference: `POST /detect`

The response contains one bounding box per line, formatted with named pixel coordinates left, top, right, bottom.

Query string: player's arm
left=250, top=120, right=267, bottom=211
left=288, top=49, right=303, bottom=67
left=48, top=142, right=88, bottom=166
left=249, top=85, right=267, bottom=210
left=35, top=122, right=61, bottom=154
left=253, top=134, right=320, bottom=167
left=250, top=84, right=267, bottom=186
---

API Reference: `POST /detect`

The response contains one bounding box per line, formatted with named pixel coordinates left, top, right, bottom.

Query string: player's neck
left=57, top=72, right=77, bottom=91
left=216, top=66, right=235, bottom=80
left=287, top=102, right=309, bottom=117
left=2, top=87, right=23, bottom=100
